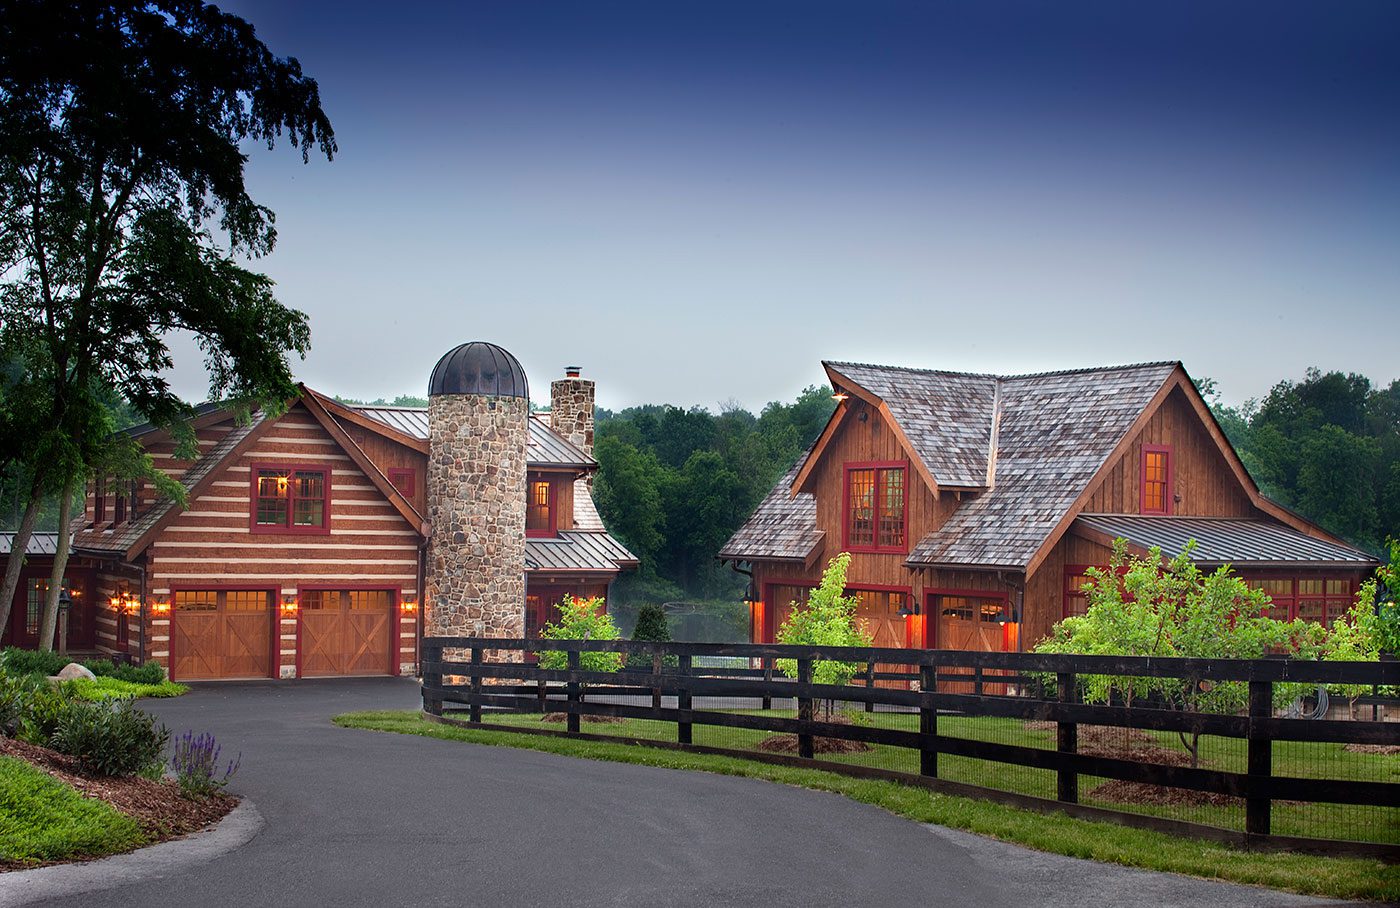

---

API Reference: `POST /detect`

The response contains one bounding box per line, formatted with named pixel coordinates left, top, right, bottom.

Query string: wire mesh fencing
left=423, top=637, right=1398, bottom=855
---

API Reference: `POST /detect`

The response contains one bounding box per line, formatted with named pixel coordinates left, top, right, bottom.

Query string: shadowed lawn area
left=335, top=710, right=1399, bottom=902
left=458, top=706, right=1397, bottom=844
left=0, top=756, right=145, bottom=867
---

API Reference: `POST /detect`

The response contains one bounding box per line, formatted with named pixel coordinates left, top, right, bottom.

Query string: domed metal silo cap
left=428, top=342, right=530, bottom=399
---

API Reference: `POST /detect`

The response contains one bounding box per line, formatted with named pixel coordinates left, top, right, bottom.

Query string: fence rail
left=420, top=637, right=1399, bottom=859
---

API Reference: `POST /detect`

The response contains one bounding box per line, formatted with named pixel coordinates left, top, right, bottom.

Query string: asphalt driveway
left=11, top=679, right=1355, bottom=907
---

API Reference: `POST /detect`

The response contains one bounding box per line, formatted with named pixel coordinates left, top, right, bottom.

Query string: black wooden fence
left=420, top=637, right=1399, bottom=859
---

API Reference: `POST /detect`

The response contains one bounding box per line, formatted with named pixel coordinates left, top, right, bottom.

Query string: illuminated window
left=845, top=464, right=906, bottom=552
left=526, top=480, right=555, bottom=536
left=1141, top=446, right=1172, bottom=514
left=1245, top=575, right=1356, bottom=623
left=253, top=466, right=329, bottom=532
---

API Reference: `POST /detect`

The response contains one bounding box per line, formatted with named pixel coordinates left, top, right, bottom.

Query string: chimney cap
left=564, top=365, right=582, bottom=378
left=428, top=341, right=529, bottom=399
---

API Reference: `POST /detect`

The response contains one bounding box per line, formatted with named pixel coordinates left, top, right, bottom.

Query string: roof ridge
left=354, top=403, right=427, bottom=412
left=824, top=359, right=1180, bottom=381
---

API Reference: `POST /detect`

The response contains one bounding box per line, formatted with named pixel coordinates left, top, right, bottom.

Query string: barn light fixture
left=897, top=601, right=921, bottom=618
left=281, top=595, right=299, bottom=616
left=831, top=388, right=850, bottom=402
left=150, top=597, right=170, bottom=615
left=401, top=599, right=418, bottom=614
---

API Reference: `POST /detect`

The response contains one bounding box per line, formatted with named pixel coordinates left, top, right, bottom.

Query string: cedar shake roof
left=723, top=361, right=1186, bottom=569
left=908, top=362, right=1179, bottom=568
left=351, top=405, right=595, bottom=469
left=1074, top=515, right=1377, bottom=569
left=826, top=363, right=998, bottom=488
left=718, top=453, right=822, bottom=562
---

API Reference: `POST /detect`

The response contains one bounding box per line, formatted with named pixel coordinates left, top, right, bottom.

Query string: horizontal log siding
left=1084, top=386, right=1255, bottom=517
left=144, top=405, right=419, bottom=677
left=92, top=560, right=144, bottom=658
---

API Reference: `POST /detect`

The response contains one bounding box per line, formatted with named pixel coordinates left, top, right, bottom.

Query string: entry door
left=3, top=574, right=92, bottom=650
left=172, top=590, right=273, bottom=681
left=299, top=589, right=394, bottom=677
left=931, top=594, right=1010, bottom=693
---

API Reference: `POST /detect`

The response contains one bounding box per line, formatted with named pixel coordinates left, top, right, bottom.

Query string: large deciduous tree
left=0, top=0, right=335, bottom=647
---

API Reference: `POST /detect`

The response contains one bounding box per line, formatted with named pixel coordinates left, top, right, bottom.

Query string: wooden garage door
left=172, top=590, right=273, bottom=681
left=933, top=594, right=1010, bottom=694
left=299, top=589, right=394, bottom=677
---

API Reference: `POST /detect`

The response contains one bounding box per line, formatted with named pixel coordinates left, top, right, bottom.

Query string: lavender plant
left=169, top=731, right=241, bottom=798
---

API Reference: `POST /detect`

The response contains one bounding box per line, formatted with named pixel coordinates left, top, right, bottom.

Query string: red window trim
left=387, top=468, right=416, bottom=497
left=1140, top=444, right=1174, bottom=515
left=248, top=463, right=332, bottom=535
left=842, top=460, right=910, bottom=554
left=1240, top=572, right=1357, bottom=624
left=526, top=478, right=559, bottom=538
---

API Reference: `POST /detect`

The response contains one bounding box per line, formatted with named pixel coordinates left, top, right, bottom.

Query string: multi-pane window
left=1141, top=446, right=1172, bottom=514
left=526, top=480, right=554, bottom=536
left=253, top=467, right=328, bottom=531
left=301, top=589, right=393, bottom=611
left=845, top=464, right=906, bottom=552
left=1245, top=576, right=1355, bottom=624
left=1063, top=570, right=1094, bottom=618
left=93, top=477, right=106, bottom=524
left=174, top=590, right=269, bottom=612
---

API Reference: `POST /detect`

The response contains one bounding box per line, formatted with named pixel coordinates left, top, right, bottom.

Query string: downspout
left=415, top=534, right=427, bottom=676
left=138, top=555, right=147, bottom=665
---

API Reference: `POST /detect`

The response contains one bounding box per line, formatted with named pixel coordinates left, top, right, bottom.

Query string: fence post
left=652, top=651, right=663, bottom=710
left=761, top=657, right=773, bottom=711
left=1247, top=679, right=1273, bottom=837
left=469, top=646, right=483, bottom=724
left=974, top=665, right=984, bottom=697
left=422, top=639, right=442, bottom=716
left=920, top=662, right=938, bottom=777
left=566, top=649, right=581, bottom=735
left=797, top=658, right=814, bottom=760
left=677, top=653, right=693, bottom=745
left=865, top=660, right=876, bottom=713
left=1056, top=672, right=1078, bottom=804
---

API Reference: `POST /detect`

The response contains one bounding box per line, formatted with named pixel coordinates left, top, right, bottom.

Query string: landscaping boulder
left=55, top=662, right=98, bottom=681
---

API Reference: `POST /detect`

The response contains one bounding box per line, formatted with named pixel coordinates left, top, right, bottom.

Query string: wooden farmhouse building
left=720, top=360, right=1379, bottom=655
left=2, top=343, right=635, bottom=680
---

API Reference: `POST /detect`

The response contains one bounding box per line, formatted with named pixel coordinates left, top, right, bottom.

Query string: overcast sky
left=188, top=0, right=1400, bottom=412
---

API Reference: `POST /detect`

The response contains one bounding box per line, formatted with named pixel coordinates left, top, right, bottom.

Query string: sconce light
left=831, top=387, right=850, bottom=402
left=150, top=597, right=170, bottom=615
left=400, top=598, right=418, bottom=614
left=897, top=601, right=922, bottom=619
left=280, top=594, right=299, bottom=616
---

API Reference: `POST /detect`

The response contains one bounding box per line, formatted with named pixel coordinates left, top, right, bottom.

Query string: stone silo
left=424, top=341, right=529, bottom=644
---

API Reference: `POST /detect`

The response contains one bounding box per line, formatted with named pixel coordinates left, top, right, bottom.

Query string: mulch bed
left=757, top=734, right=872, bottom=755
left=0, top=736, right=237, bottom=848
left=540, top=712, right=624, bottom=725
left=1023, top=720, right=1242, bottom=808
left=1345, top=743, right=1400, bottom=756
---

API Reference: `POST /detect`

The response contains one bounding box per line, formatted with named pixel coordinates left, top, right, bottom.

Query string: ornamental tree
left=0, top=0, right=336, bottom=646
left=1035, top=541, right=1322, bottom=767
left=776, top=552, right=872, bottom=716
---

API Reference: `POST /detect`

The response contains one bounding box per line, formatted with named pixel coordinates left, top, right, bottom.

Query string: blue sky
left=196, top=1, right=1400, bottom=411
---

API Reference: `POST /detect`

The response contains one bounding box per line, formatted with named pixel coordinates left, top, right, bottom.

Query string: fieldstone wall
left=425, top=393, right=528, bottom=651
left=549, top=376, right=595, bottom=456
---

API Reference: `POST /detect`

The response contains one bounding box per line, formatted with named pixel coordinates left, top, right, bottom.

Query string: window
left=1063, top=568, right=1094, bottom=618
left=1141, top=445, right=1172, bottom=514
left=526, top=479, right=556, bottom=537
left=844, top=463, right=907, bottom=552
left=1244, top=575, right=1355, bottom=623
left=388, top=468, right=416, bottom=497
left=93, top=477, right=106, bottom=524
left=251, top=465, right=329, bottom=533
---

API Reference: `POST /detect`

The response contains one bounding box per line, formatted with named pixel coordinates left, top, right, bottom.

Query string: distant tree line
left=1202, top=369, right=1399, bottom=553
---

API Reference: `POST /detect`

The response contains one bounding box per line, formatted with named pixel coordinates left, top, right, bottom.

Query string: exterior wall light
left=150, top=598, right=170, bottom=615
left=401, top=599, right=418, bottom=614
left=280, top=595, right=299, bottom=616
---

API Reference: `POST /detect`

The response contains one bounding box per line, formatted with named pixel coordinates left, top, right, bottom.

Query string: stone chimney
left=423, top=341, right=529, bottom=646
left=549, top=365, right=595, bottom=457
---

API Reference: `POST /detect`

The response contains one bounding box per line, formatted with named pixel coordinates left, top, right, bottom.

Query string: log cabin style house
left=2, top=351, right=636, bottom=680
left=720, top=360, right=1379, bottom=655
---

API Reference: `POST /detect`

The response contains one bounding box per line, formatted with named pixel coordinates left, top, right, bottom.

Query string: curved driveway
left=19, top=679, right=1348, bottom=907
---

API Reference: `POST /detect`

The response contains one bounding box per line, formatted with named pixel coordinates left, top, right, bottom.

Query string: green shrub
left=776, top=552, right=871, bottom=687
left=537, top=596, right=624, bottom=674
left=83, top=660, right=167, bottom=685
left=64, top=677, right=188, bottom=700
left=49, top=698, right=169, bottom=777
left=1, top=647, right=68, bottom=677
left=626, top=602, right=676, bottom=669
left=4, top=675, right=78, bottom=745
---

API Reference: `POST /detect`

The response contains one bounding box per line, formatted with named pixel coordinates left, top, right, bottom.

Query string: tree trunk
left=0, top=487, right=42, bottom=635
left=1177, top=729, right=1202, bottom=769
left=37, top=475, right=75, bottom=652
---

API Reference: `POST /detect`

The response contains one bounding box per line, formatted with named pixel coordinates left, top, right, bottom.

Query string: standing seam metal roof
left=1074, top=514, right=1377, bottom=566
left=350, top=406, right=595, bottom=468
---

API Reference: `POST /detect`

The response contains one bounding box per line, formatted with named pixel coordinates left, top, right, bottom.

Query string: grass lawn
left=62, top=677, right=189, bottom=700
left=0, top=756, right=145, bottom=867
left=335, top=709, right=1400, bottom=902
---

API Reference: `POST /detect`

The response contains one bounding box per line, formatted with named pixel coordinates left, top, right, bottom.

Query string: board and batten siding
left=144, top=404, right=420, bottom=677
